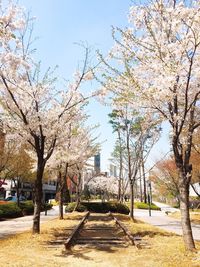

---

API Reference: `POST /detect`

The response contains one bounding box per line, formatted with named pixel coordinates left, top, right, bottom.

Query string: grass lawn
left=0, top=212, right=199, bottom=267
left=169, top=211, right=200, bottom=225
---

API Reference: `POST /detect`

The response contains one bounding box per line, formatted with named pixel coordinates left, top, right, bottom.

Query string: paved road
left=134, top=202, right=200, bottom=241
left=153, top=201, right=179, bottom=213
left=0, top=206, right=59, bottom=239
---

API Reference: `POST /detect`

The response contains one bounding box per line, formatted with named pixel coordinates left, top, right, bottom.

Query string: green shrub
left=82, top=202, right=108, bottom=213
left=42, top=203, right=53, bottom=211
left=20, top=201, right=53, bottom=215
left=0, top=203, right=22, bottom=218
left=0, top=201, right=53, bottom=219
left=84, top=201, right=130, bottom=214
left=173, top=203, right=180, bottom=208
left=65, top=202, right=87, bottom=212
left=20, top=201, right=34, bottom=215
left=81, top=185, right=91, bottom=201
left=111, top=202, right=130, bottom=214
left=0, top=209, right=3, bottom=218
left=65, top=201, right=130, bottom=214
left=134, top=202, right=161, bottom=210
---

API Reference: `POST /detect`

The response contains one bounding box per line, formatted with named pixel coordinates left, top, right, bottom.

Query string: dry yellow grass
left=0, top=212, right=199, bottom=267
left=169, top=211, right=200, bottom=224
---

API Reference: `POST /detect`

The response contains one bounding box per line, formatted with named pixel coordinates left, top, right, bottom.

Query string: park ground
left=0, top=212, right=200, bottom=267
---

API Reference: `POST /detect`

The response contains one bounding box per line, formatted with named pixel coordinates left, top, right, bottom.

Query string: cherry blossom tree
left=100, top=0, right=200, bottom=250
left=0, top=1, right=96, bottom=233
left=88, top=175, right=119, bottom=200
left=46, top=122, right=100, bottom=218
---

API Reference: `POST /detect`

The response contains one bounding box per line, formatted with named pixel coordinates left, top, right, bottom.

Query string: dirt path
left=74, top=213, right=129, bottom=247
left=62, top=213, right=138, bottom=267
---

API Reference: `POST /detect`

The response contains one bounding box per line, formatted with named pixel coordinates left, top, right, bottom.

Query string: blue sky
left=18, top=0, right=170, bottom=171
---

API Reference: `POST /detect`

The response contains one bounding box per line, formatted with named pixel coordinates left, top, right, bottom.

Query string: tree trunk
left=126, top=121, right=134, bottom=219
left=57, top=171, right=64, bottom=220
left=141, top=157, right=147, bottom=203
left=118, top=130, right=123, bottom=203
left=172, top=131, right=196, bottom=251
left=16, top=178, right=20, bottom=207
left=59, top=187, right=64, bottom=220
left=121, top=179, right=125, bottom=203
left=179, top=179, right=195, bottom=251
left=139, top=166, right=143, bottom=202
left=129, top=181, right=134, bottom=219
left=32, top=160, right=44, bottom=234
left=74, top=185, right=80, bottom=211
left=118, top=178, right=121, bottom=203
left=63, top=177, right=71, bottom=204
left=74, top=170, right=82, bottom=211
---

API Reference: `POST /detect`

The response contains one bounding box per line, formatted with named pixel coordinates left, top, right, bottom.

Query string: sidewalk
left=0, top=206, right=59, bottom=239
left=134, top=202, right=200, bottom=241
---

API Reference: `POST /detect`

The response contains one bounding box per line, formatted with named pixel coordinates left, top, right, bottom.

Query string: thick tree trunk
left=57, top=171, right=64, bottom=220
left=32, top=160, right=44, bottom=234
left=172, top=133, right=196, bottom=250
left=179, top=179, right=195, bottom=251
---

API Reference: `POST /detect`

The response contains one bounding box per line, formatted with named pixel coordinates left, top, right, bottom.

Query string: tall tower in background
left=94, top=153, right=101, bottom=174
left=110, top=164, right=117, bottom=177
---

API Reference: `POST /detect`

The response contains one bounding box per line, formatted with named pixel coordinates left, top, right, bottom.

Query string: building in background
left=94, top=153, right=101, bottom=174
left=109, top=164, right=117, bottom=177
left=1, top=179, right=57, bottom=202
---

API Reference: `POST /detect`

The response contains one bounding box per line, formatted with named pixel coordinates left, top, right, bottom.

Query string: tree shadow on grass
left=132, top=229, right=176, bottom=238
left=54, top=242, right=129, bottom=261
left=113, top=214, right=177, bottom=238
left=59, top=247, right=92, bottom=260
left=44, top=221, right=130, bottom=262
left=88, top=214, right=112, bottom=222
left=64, top=214, right=84, bottom=221
left=43, top=227, right=72, bottom=248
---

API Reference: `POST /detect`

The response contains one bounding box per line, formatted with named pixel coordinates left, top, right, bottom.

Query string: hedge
left=0, top=201, right=53, bottom=219
left=65, top=201, right=130, bottom=214
left=0, top=203, right=22, bottom=218
left=134, top=202, right=161, bottom=210
left=65, top=202, right=87, bottom=213
left=19, top=201, right=34, bottom=215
